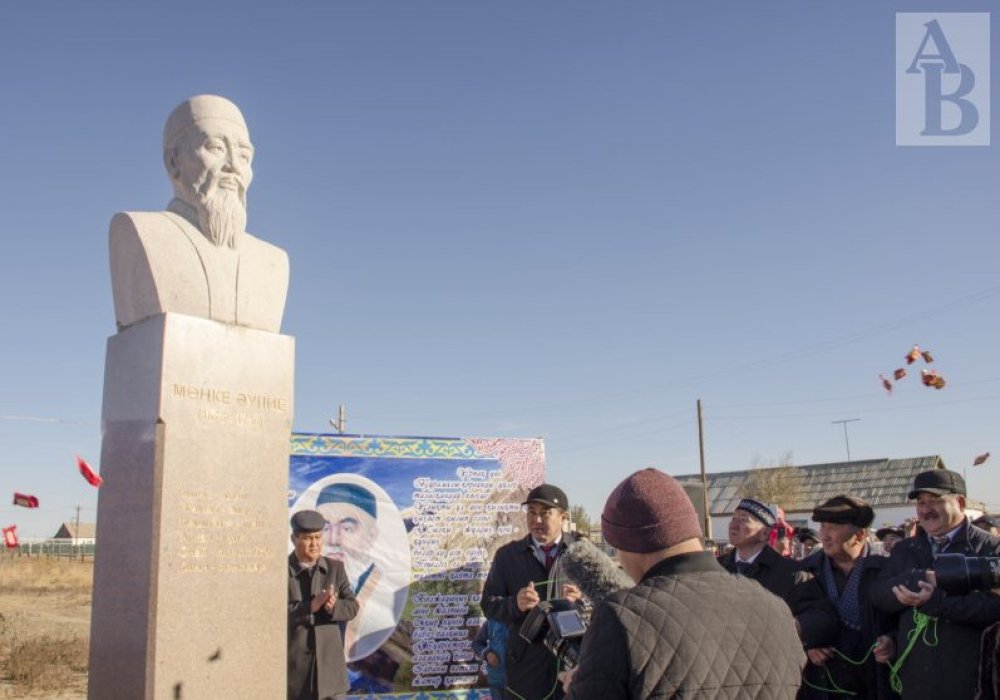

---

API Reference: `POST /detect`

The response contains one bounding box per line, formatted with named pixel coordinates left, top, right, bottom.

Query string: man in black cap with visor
left=481, top=483, right=581, bottom=700
left=871, top=469, right=1000, bottom=700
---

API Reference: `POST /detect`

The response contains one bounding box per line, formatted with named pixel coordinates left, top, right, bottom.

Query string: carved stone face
left=172, top=117, right=254, bottom=210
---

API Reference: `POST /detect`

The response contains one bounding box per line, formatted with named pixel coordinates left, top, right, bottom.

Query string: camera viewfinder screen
left=552, top=610, right=586, bottom=637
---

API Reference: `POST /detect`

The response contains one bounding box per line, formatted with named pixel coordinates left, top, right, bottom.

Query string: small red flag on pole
left=76, top=455, right=103, bottom=488
left=3, top=525, right=18, bottom=549
left=12, top=493, right=39, bottom=508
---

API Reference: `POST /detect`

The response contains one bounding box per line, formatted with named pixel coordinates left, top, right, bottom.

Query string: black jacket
left=719, top=546, right=839, bottom=650
left=870, top=520, right=1000, bottom=700
left=797, top=549, right=896, bottom=700
left=481, top=534, right=577, bottom=700
left=567, top=551, right=805, bottom=699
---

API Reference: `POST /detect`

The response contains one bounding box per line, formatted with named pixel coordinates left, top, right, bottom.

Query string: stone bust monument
left=109, top=95, right=289, bottom=333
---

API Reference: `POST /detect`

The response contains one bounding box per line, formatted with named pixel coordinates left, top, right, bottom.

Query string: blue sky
left=2, top=1, right=999, bottom=537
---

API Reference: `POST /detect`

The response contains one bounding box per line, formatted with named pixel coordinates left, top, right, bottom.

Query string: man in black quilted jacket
left=564, top=468, right=805, bottom=699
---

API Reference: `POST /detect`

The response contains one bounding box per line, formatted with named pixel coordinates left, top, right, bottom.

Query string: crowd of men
left=479, top=468, right=1000, bottom=700
left=283, top=466, right=1000, bottom=699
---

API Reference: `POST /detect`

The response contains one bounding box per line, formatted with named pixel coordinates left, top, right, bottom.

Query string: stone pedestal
left=88, top=313, right=294, bottom=700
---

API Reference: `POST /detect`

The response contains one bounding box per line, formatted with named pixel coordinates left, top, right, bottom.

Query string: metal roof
left=675, top=455, right=946, bottom=515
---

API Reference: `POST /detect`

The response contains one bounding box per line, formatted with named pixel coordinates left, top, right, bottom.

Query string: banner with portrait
left=289, top=434, right=546, bottom=700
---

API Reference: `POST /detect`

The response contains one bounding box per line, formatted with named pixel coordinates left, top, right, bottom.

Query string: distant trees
left=569, top=505, right=593, bottom=535
left=737, top=451, right=807, bottom=509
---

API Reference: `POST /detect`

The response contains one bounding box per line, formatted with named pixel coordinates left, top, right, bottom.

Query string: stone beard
left=199, top=184, right=246, bottom=250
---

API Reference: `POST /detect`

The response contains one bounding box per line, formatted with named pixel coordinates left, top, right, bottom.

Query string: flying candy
left=893, top=368, right=906, bottom=381
left=880, top=375, right=893, bottom=394
left=921, top=369, right=946, bottom=389
left=974, top=452, right=991, bottom=466
left=906, top=346, right=922, bottom=365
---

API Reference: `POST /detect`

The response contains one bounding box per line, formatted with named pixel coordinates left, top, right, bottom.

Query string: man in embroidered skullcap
left=797, top=495, right=895, bottom=698
left=564, top=469, right=803, bottom=699
left=871, top=470, right=1000, bottom=700
left=719, top=498, right=838, bottom=666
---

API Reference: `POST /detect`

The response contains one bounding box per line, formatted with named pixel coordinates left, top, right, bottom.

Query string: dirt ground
left=0, top=557, right=91, bottom=699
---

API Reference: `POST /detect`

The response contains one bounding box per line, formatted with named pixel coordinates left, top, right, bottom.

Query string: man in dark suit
left=481, top=484, right=581, bottom=700
left=719, top=498, right=838, bottom=654
left=288, top=510, right=360, bottom=700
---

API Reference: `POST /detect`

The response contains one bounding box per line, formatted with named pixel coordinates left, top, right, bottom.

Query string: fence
left=3, top=538, right=96, bottom=560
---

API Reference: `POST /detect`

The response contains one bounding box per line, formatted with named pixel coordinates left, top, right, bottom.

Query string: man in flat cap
left=564, top=469, right=804, bottom=699
left=796, top=527, right=820, bottom=558
left=481, top=483, right=581, bottom=699
left=798, top=494, right=895, bottom=698
left=871, top=469, right=1000, bottom=700
left=719, top=498, right=838, bottom=661
left=875, top=526, right=904, bottom=555
left=288, top=510, right=359, bottom=700
left=973, top=514, right=1000, bottom=537
left=110, top=94, right=289, bottom=333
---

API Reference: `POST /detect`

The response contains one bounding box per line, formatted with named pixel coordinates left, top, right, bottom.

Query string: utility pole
left=329, top=404, right=347, bottom=434
left=74, top=505, right=81, bottom=546
left=831, top=419, right=860, bottom=462
left=697, top=399, right=712, bottom=541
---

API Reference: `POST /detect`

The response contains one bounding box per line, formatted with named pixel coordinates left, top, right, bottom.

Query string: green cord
left=800, top=642, right=877, bottom=696
left=888, top=610, right=938, bottom=695
left=505, top=655, right=563, bottom=700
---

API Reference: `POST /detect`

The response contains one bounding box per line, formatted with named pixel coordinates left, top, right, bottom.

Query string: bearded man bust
left=109, top=94, right=289, bottom=334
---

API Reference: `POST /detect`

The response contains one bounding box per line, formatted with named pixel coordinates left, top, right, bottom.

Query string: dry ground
left=0, top=556, right=91, bottom=698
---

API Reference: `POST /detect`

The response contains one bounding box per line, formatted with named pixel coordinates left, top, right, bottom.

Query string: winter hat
left=601, top=468, right=703, bottom=553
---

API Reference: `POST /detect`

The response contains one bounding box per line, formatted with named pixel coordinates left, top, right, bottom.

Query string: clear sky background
left=2, top=1, right=999, bottom=538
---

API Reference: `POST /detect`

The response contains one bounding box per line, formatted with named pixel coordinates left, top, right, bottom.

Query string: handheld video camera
left=934, top=553, right=1000, bottom=596
left=518, top=598, right=589, bottom=670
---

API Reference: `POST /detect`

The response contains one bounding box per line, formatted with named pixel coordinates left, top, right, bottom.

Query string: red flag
left=2, top=525, right=17, bottom=549
left=893, top=368, right=907, bottom=381
left=76, top=455, right=103, bottom=488
left=12, top=493, right=39, bottom=508
left=974, top=452, right=991, bottom=466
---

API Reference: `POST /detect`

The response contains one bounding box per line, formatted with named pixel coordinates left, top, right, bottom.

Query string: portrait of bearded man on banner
left=291, top=474, right=410, bottom=666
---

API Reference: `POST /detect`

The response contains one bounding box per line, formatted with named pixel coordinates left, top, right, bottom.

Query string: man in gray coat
left=564, top=469, right=804, bottom=699
left=288, top=510, right=360, bottom=700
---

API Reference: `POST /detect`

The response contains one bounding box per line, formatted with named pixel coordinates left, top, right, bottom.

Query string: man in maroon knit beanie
left=564, top=468, right=804, bottom=699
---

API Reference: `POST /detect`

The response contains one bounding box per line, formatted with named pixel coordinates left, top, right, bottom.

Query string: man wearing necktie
left=481, top=484, right=581, bottom=700
left=871, top=469, right=1000, bottom=700
left=718, top=498, right=838, bottom=673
